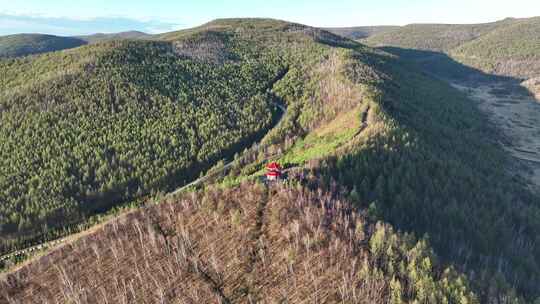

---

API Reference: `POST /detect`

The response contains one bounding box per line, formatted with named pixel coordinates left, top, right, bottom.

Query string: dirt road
left=169, top=103, right=287, bottom=196
left=0, top=103, right=287, bottom=265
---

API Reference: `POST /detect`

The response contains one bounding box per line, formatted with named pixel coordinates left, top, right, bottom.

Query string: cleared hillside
left=0, top=183, right=477, bottom=303
left=0, top=34, right=87, bottom=58
left=1, top=18, right=540, bottom=303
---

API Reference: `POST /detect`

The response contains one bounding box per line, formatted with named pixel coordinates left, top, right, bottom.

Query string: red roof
left=266, top=171, right=281, bottom=177
left=266, top=162, right=282, bottom=171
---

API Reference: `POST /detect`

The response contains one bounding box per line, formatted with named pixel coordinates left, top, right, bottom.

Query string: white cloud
left=0, top=13, right=185, bottom=36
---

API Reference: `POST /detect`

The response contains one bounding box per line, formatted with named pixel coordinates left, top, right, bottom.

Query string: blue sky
left=1, top=0, right=539, bottom=36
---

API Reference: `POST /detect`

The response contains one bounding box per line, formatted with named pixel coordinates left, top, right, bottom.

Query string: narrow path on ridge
left=169, top=103, right=287, bottom=196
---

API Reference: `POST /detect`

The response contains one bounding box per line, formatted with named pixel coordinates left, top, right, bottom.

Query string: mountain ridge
left=0, top=31, right=150, bottom=58
left=362, top=16, right=540, bottom=78
left=76, top=30, right=150, bottom=43
left=0, top=18, right=539, bottom=303
left=0, top=34, right=87, bottom=58
left=324, top=25, right=400, bottom=39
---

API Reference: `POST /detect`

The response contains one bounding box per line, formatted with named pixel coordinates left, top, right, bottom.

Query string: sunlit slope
left=0, top=26, right=286, bottom=248
left=451, top=17, right=540, bottom=78
left=0, top=18, right=539, bottom=303
left=364, top=20, right=509, bottom=51
left=365, top=17, right=540, bottom=78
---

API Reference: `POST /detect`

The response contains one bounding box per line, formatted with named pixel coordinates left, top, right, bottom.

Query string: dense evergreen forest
left=0, top=29, right=287, bottom=250
left=362, top=17, right=540, bottom=79
left=0, top=19, right=356, bottom=253
left=0, top=34, right=87, bottom=58
left=318, top=51, right=540, bottom=301
left=1, top=18, right=540, bottom=303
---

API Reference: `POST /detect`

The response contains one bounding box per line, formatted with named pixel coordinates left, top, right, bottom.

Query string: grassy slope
left=0, top=34, right=87, bottom=58
left=1, top=19, right=540, bottom=303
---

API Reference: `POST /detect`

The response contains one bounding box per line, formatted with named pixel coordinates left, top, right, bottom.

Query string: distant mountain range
left=0, top=34, right=86, bottom=58
left=329, top=17, right=540, bottom=79
left=324, top=25, right=399, bottom=39
left=0, top=31, right=149, bottom=58
left=76, top=30, right=150, bottom=43
left=4, top=17, right=539, bottom=79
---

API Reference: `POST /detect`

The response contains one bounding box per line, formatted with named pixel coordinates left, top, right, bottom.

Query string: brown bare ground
left=0, top=182, right=389, bottom=304
left=452, top=81, right=540, bottom=190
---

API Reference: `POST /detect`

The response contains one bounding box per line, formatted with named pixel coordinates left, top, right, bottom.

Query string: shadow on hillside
left=379, top=46, right=536, bottom=98
left=318, top=46, right=540, bottom=300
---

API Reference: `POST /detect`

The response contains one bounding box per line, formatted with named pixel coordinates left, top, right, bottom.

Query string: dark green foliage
left=325, top=26, right=401, bottom=40
left=364, top=21, right=507, bottom=52
left=364, top=17, right=540, bottom=78
left=0, top=36, right=285, bottom=251
left=76, top=31, right=149, bottom=44
left=0, top=19, right=355, bottom=254
left=0, top=34, right=87, bottom=58
left=319, top=49, right=540, bottom=301
left=1, top=18, right=540, bottom=302
left=451, top=17, right=540, bottom=78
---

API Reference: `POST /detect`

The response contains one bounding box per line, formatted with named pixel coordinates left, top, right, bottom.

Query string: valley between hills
left=1, top=17, right=540, bottom=303
left=452, top=81, right=540, bottom=189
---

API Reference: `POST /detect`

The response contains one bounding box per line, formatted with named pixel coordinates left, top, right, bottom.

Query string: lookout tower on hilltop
left=265, top=162, right=282, bottom=181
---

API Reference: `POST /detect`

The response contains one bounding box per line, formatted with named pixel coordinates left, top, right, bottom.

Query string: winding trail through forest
left=169, top=103, right=287, bottom=196
left=0, top=103, right=287, bottom=267
left=452, top=81, right=540, bottom=190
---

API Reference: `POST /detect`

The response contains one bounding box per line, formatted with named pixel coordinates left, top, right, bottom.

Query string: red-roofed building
left=266, top=162, right=282, bottom=181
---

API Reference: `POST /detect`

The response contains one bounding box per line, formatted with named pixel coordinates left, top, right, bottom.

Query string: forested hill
left=0, top=34, right=87, bottom=58
left=324, top=25, right=399, bottom=39
left=0, top=31, right=149, bottom=58
left=1, top=18, right=540, bottom=303
left=363, top=17, right=540, bottom=78
left=0, top=21, right=289, bottom=250
left=362, top=20, right=511, bottom=52
left=77, top=31, right=150, bottom=43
